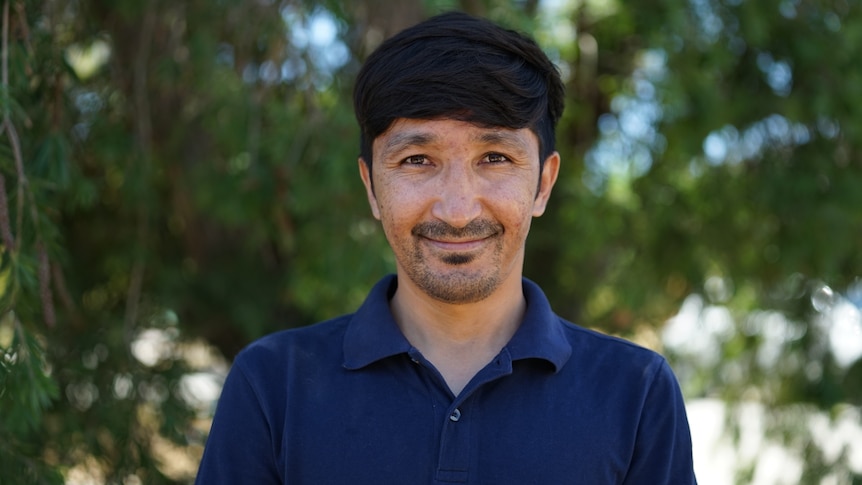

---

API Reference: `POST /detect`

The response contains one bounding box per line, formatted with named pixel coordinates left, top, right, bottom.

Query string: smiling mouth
left=414, top=221, right=501, bottom=267
left=411, top=219, right=503, bottom=247
left=424, top=236, right=491, bottom=250
left=418, top=239, right=487, bottom=266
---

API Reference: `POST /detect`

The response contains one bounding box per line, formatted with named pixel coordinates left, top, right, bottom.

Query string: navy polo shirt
left=196, top=275, right=696, bottom=484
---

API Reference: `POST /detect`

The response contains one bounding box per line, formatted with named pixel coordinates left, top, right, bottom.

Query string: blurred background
left=1, top=0, right=860, bottom=483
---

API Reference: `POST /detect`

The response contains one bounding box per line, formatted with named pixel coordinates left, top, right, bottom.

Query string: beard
left=400, top=219, right=505, bottom=304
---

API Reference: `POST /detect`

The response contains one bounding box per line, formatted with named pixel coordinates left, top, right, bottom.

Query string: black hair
left=353, top=11, right=565, bottom=169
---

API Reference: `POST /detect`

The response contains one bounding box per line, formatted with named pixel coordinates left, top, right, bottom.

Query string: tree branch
left=0, top=1, right=14, bottom=251
left=52, top=262, right=80, bottom=325
left=0, top=172, right=14, bottom=250
left=36, top=242, right=54, bottom=327
left=2, top=0, right=25, bottom=252
left=3, top=0, right=54, bottom=327
left=124, top=4, right=157, bottom=337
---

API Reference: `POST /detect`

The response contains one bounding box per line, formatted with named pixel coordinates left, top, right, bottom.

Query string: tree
left=1, top=0, right=860, bottom=483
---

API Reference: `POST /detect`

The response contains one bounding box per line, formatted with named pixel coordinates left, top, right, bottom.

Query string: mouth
left=412, top=220, right=502, bottom=253
left=421, top=235, right=492, bottom=252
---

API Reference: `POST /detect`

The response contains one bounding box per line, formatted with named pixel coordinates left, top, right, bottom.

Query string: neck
left=391, top=273, right=526, bottom=395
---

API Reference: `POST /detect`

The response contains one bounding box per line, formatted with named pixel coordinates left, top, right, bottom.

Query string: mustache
left=411, top=219, right=503, bottom=239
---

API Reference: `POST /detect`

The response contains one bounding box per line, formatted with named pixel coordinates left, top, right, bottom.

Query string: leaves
left=0, top=0, right=860, bottom=483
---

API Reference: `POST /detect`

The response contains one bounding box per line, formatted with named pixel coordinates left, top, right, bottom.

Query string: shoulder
left=550, top=318, right=689, bottom=431
left=556, top=317, right=671, bottom=384
left=233, top=314, right=353, bottom=372
left=560, top=317, right=660, bottom=356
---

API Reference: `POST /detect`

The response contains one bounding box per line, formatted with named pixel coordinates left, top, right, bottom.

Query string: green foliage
left=0, top=0, right=860, bottom=483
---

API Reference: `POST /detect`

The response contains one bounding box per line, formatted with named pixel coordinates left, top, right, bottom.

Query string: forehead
left=373, top=118, right=539, bottom=159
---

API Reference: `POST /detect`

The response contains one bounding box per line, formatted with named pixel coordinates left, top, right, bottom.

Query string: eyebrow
left=473, top=130, right=533, bottom=155
left=473, top=130, right=531, bottom=157
left=378, top=132, right=437, bottom=161
left=377, top=127, right=533, bottom=161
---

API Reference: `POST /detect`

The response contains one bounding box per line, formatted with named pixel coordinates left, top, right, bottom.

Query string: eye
left=403, top=155, right=429, bottom=165
left=483, top=153, right=510, bottom=164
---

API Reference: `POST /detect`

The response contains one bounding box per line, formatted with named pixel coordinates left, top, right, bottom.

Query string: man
left=196, top=11, right=697, bottom=484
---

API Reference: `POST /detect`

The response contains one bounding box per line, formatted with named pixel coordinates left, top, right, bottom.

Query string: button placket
left=436, top=403, right=471, bottom=483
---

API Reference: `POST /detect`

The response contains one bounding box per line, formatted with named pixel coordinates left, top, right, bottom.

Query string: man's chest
left=274, top=363, right=638, bottom=484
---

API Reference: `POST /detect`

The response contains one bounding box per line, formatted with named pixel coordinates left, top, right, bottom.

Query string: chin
left=410, top=266, right=501, bottom=304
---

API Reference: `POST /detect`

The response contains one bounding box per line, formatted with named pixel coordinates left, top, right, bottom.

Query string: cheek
left=490, top=184, right=537, bottom=221
left=374, top=185, right=423, bottom=232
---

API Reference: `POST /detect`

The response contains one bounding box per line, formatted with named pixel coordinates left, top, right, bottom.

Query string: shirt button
left=449, top=408, right=461, bottom=422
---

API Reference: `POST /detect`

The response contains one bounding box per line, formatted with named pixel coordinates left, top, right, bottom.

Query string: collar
left=342, top=275, right=572, bottom=372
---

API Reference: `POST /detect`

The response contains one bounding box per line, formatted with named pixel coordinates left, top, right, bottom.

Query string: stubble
left=404, top=219, right=505, bottom=304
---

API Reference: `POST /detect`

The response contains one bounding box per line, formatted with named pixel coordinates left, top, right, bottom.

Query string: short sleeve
left=195, top=361, right=282, bottom=485
left=622, top=359, right=698, bottom=484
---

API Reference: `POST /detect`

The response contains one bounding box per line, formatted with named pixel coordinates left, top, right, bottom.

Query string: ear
left=358, top=158, right=381, bottom=220
left=532, top=151, right=560, bottom=217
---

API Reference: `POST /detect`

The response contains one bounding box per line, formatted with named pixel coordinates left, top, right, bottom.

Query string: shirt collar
left=343, top=275, right=411, bottom=370
left=342, top=275, right=572, bottom=372
left=506, top=277, right=572, bottom=372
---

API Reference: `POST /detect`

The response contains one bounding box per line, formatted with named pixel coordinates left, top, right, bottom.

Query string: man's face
left=359, top=118, right=559, bottom=304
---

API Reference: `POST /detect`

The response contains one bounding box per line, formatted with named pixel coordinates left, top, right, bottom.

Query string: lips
left=424, top=237, right=488, bottom=251
left=412, top=220, right=502, bottom=251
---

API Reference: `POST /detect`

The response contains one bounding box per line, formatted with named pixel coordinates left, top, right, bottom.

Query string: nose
left=430, top=163, right=482, bottom=228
